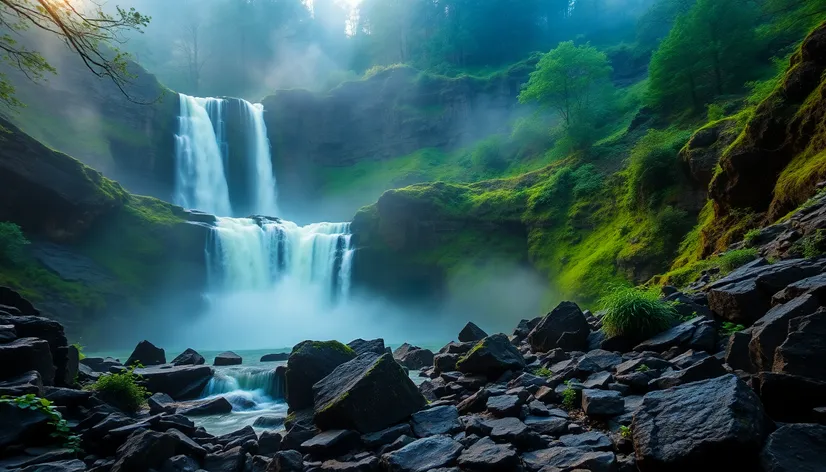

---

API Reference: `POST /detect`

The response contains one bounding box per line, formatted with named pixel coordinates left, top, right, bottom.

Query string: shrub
left=619, top=425, right=632, bottom=439
left=0, top=221, right=30, bottom=264
left=599, top=286, right=677, bottom=340
left=561, top=380, right=578, bottom=409
left=626, top=129, right=692, bottom=209
left=743, top=229, right=762, bottom=247
left=720, top=322, right=745, bottom=336
left=794, top=229, right=826, bottom=259
left=0, top=394, right=81, bottom=451
left=718, top=248, right=758, bottom=273
left=532, top=366, right=553, bottom=378
left=85, top=366, right=148, bottom=413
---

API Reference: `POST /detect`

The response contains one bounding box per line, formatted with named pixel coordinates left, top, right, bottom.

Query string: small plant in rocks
left=85, top=365, right=148, bottom=413
left=0, top=395, right=82, bottom=452
left=562, top=380, right=578, bottom=409
left=599, top=285, right=677, bottom=341
left=619, top=425, right=632, bottom=439
left=636, top=364, right=651, bottom=373
left=532, top=366, right=553, bottom=377
left=720, top=322, right=745, bottom=336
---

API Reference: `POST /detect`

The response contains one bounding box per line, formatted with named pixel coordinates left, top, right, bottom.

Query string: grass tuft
left=599, top=286, right=677, bottom=340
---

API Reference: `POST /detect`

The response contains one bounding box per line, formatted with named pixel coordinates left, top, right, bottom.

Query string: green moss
left=301, top=341, right=356, bottom=357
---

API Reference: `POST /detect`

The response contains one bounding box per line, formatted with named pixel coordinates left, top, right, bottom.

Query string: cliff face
left=262, top=63, right=535, bottom=213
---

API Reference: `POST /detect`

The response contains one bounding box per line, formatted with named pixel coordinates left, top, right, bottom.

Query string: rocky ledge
left=2, top=251, right=826, bottom=471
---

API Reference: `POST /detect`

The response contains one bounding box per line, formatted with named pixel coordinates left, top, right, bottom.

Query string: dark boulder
left=0, top=324, right=16, bottom=343
left=348, top=338, right=386, bottom=356
left=632, top=374, right=772, bottom=471
left=0, top=337, right=55, bottom=385
left=313, top=353, right=426, bottom=433
left=134, top=365, right=213, bottom=400
left=649, top=356, right=728, bottom=390
left=581, top=389, right=624, bottom=417
left=458, top=322, right=488, bottom=343
left=527, top=302, right=590, bottom=352
left=81, top=356, right=122, bottom=373
left=44, top=386, right=92, bottom=407
left=317, top=456, right=380, bottom=471
left=0, top=287, right=38, bottom=314
left=457, top=437, right=519, bottom=471
left=258, top=430, right=282, bottom=456
left=410, top=405, right=461, bottom=437
left=301, top=429, right=360, bottom=457
left=749, top=295, right=820, bottom=372
left=559, top=431, right=613, bottom=451
left=755, top=372, right=826, bottom=422
left=260, top=353, right=290, bottom=362
left=0, top=370, right=42, bottom=396
left=522, top=448, right=616, bottom=472
left=634, top=318, right=702, bottom=353
left=433, top=353, right=459, bottom=374
left=380, top=435, right=463, bottom=472
left=125, top=340, right=166, bottom=367
left=362, top=423, right=413, bottom=449
left=725, top=330, right=755, bottom=373
left=266, top=450, right=303, bottom=472
left=179, top=396, right=233, bottom=416
left=773, top=309, right=826, bottom=381
left=760, top=424, right=826, bottom=472
left=0, top=400, right=51, bottom=449
left=513, top=317, right=542, bottom=342
left=523, top=416, right=569, bottom=436
left=172, top=348, right=205, bottom=366
left=456, top=334, right=525, bottom=379
left=110, top=430, right=178, bottom=472
left=253, top=415, right=286, bottom=429
left=575, top=349, right=623, bottom=376
left=285, top=340, right=356, bottom=411
left=203, top=446, right=245, bottom=472
left=393, top=344, right=434, bottom=370
left=214, top=351, right=243, bottom=366
left=481, top=417, right=541, bottom=449
left=148, top=392, right=176, bottom=414
left=485, top=394, right=523, bottom=418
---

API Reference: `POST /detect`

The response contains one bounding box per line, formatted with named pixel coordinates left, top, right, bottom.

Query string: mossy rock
left=456, top=334, right=526, bottom=379
left=285, top=340, right=357, bottom=411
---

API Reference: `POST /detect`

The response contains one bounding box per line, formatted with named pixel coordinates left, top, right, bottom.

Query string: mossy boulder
left=456, top=334, right=525, bottom=379
left=312, top=352, right=426, bottom=433
left=285, top=340, right=357, bottom=411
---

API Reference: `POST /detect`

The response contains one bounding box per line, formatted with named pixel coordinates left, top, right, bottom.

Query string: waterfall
left=239, top=100, right=278, bottom=216
left=202, top=367, right=285, bottom=399
left=174, top=94, right=233, bottom=216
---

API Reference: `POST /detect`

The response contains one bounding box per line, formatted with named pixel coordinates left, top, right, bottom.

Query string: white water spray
left=240, top=101, right=278, bottom=216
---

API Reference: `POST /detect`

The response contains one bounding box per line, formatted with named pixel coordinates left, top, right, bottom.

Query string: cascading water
left=239, top=101, right=278, bottom=217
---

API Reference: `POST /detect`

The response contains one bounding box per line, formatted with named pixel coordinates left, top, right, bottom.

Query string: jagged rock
left=615, top=358, right=672, bottom=375
left=286, top=340, right=356, bottom=410
left=527, top=302, right=591, bottom=352
left=772, top=272, right=826, bottom=304
left=125, top=340, right=166, bottom=367
left=318, top=456, right=380, bottom=471
left=81, top=356, right=122, bottom=373
left=362, top=424, right=413, bottom=449
left=111, top=430, right=178, bottom=472
left=0, top=324, right=16, bottom=343
left=440, top=341, right=475, bottom=355
left=760, top=424, right=826, bottom=472
left=393, top=344, right=434, bottom=370
left=522, top=448, right=616, bottom=472
left=649, top=356, right=727, bottom=390
left=0, top=313, right=68, bottom=383
left=513, top=317, right=542, bottom=342
left=575, top=349, right=623, bottom=376
left=258, top=430, right=282, bottom=456
left=281, top=424, right=315, bottom=451
left=0, top=401, right=50, bottom=449
left=266, top=450, right=303, bottom=472
left=162, top=455, right=200, bottom=472
left=433, top=353, right=459, bottom=374
left=301, top=430, right=360, bottom=457
left=457, top=437, right=519, bottom=471
left=178, top=396, right=233, bottom=416
left=253, top=416, right=285, bottom=429
left=756, top=372, right=826, bottom=422
left=172, top=348, right=205, bottom=366
left=632, top=374, right=772, bottom=470
left=749, top=295, right=820, bottom=372
left=148, top=392, right=177, bottom=414
left=634, top=318, right=702, bottom=353
left=581, top=389, right=624, bottom=417
left=773, top=308, right=826, bottom=381
left=481, top=417, right=541, bottom=449
left=687, top=321, right=717, bottom=352
left=523, top=416, right=568, bottom=436
left=457, top=388, right=491, bottom=414
left=380, top=435, right=463, bottom=472
left=260, top=353, right=290, bottom=362
left=725, top=330, right=755, bottom=373
left=485, top=394, right=523, bottom=418
left=559, top=431, right=613, bottom=451
left=456, top=334, right=525, bottom=378
left=458, top=322, right=488, bottom=343
left=313, top=353, right=426, bottom=433
left=19, top=459, right=87, bottom=472
left=0, top=370, right=43, bottom=396
left=134, top=365, right=213, bottom=400
left=411, top=405, right=461, bottom=437
left=203, top=446, right=245, bottom=472
left=0, top=337, right=55, bottom=385
left=214, top=351, right=243, bottom=366
left=348, top=339, right=386, bottom=356
left=44, top=386, right=92, bottom=407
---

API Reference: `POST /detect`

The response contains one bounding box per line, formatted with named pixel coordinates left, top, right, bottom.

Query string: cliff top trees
left=0, top=0, right=149, bottom=107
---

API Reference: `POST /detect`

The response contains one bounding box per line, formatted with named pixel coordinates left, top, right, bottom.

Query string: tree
left=0, top=0, right=149, bottom=107
left=647, top=0, right=760, bottom=111
left=519, top=41, right=613, bottom=147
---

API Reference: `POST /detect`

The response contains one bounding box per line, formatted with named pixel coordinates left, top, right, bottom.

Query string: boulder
left=634, top=318, right=702, bottom=353
left=559, top=431, right=613, bottom=450
left=760, top=424, right=826, bottom=472
left=362, top=424, right=413, bottom=449
left=772, top=272, right=826, bottom=304
left=773, top=309, right=826, bottom=381
left=258, top=430, right=282, bottom=456
left=214, top=351, right=243, bottom=366
left=513, top=317, right=542, bottom=342
left=481, top=417, right=541, bottom=449
left=148, top=392, right=176, bottom=414
left=0, top=314, right=67, bottom=375
left=485, top=394, right=523, bottom=418
left=575, top=349, right=623, bottom=376
left=0, top=337, right=55, bottom=385
left=749, top=295, right=820, bottom=372
left=0, top=324, right=16, bottom=343
left=433, top=353, right=459, bottom=374
left=178, top=396, right=233, bottom=416
left=380, top=435, right=463, bottom=472
left=286, top=340, right=357, bottom=411
left=581, top=389, right=624, bottom=417
left=347, top=338, right=386, bottom=356
left=393, top=344, right=434, bottom=370
left=81, top=356, right=122, bottom=373
left=522, top=448, right=616, bottom=472
left=725, top=330, right=755, bottom=373
left=44, top=386, right=92, bottom=407
left=458, top=322, right=488, bottom=343
left=0, top=370, right=42, bottom=396
left=253, top=415, right=286, bottom=429
left=110, top=430, right=178, bottom=472
left=172, top=348, right=205, bottom=366
left=523, top=416, right=569, bottom=436
left=134, top=365, right=213, bottom=400
left=649, top=356, right=728, bottom=390
left=457, top=437, right=519, bottom=471
left=527, top=302, right=591, bottom=352
left=632, top=374, right=772, bottom=471
left=456, top=334, right=525, bottom=379
left=260, top=353, right=290, bottom=362
left=267, top=450, right=303, bottom=472
left=317, top=456, right=379, bottom=471
left=301, top=429, right=360, bottom=457
left=756, top=372, right=826, bottom=422
left=0, top=401, right=50, bottom=449
left=411, top=405, right=461, bottom=437
left=125, top=340, right=166, bottom=367
left=203, top=446, right=245, bottom=472
left=313, top=353, right=426, bottom=433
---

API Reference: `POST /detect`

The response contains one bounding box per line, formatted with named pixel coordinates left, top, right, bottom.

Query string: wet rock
left=313, top=353, right=426, bottom=433
left=522, top=447, right=616, bottom=472
left=253, top=416, right=285, bottom=429
left=649, top=356, right=727, bottom=390
left=456, top=334, right=525, bottom=379
left=457, top=437, right=519, bottom=471
left=527, top=302, right=591, bottom=352
left=458, top=322, right=488, bottom=343
left=0, top=370, right=42, bottom=396
left=411, top=405, right=461, bottom=437
left=266, top=450, right=303, bottom=472
left=258, top=430, right=282, bottom=456
left=773, top=308, right=826, bottom=381
left=172, top=348, right=205, bottom=366
left=134, top=365, right=213, bottom=400
left=203, top=445, right=245, bottom=472
left=749, top=295, right=820, bottom=372
left=260, top=353, right=290, bottom=362
left=286, top=340, right=357, bottom=411
left=485, top=394, right=523, bottom=418
left=760, top=424, right=826, bottom=472
left=214, top=351, right=243, bottom=366
left=362, top=424, right=412, bottom=449
left=301, top=430, right=360, bottom=457
left=347, top=339, right=386, bottom=356
left=581, top=389, right=624, bottom=417
left=393, top=344, right=434, bottom=370
left=0, top=337, right=54, bottom=385
left=178, top=396, right=233, bottom=416
left=632, top=374, right=772, bottom=470
left=380, top=435, right=463, bottom=472
left=281, top=424, right=315, bottom=451
left=125, top=340, right=166, bottom=367
left=148, top=392, right=177, bottom=415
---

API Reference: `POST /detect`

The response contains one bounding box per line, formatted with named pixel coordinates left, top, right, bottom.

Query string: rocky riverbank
left=2, top=247, right=826, bottom=471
